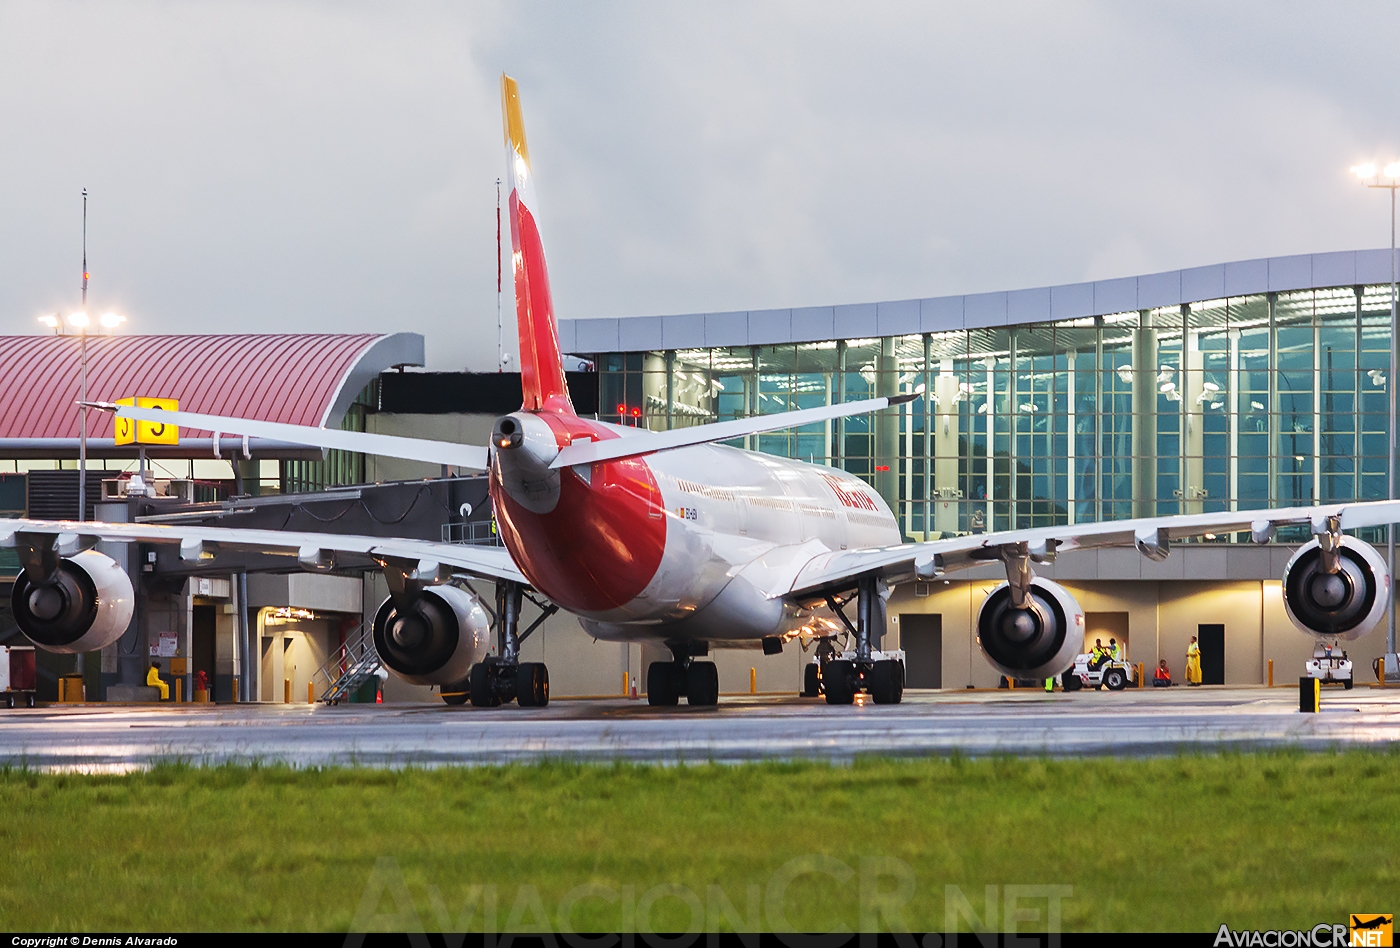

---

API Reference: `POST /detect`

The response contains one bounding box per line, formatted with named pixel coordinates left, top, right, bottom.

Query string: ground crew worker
left=1045, top=676, right=1055, bottom=692
left=147, top=661, right=169, bottom=701
left=1089, top=638, right=1107, bottom=670
left=1153, top=660, right=1172, bottom=687
left=1185, top=636, right=1202, bottom=686
left=1111, top=638, right=1124, bottom=662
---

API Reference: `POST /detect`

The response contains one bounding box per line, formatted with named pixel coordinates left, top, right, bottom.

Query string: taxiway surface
left=2, top=687, right=1397, bottom=771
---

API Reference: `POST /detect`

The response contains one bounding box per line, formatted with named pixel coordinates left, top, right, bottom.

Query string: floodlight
left=37, top=314, right=59, bottom=329
left=66, top=312, right=89, bottom=328
left=99, top=312, right=125, bottom=329
left=1353, top=163, right=1377, bottom=179
left=1386, top=162, right=1400, bottom=180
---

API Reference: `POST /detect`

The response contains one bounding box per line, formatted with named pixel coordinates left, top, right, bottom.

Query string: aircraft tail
left=501, top=74, right=574, bottom=415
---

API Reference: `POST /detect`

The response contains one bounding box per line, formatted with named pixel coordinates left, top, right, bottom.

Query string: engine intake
left=976, top=577, right=1084, bottom=681
left=372, top=584, right=492, bottom=686
left=11, top=550, right=135, bottom=653
left=1282, top=536, right=1388, bottom=641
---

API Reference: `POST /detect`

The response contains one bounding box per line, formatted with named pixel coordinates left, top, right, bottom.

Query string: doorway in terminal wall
left=1198, top=624, right=1225, bottom=685
left=1084, top=612, right=1129, bottom=660
left=899, top=614, right=942, bottom=689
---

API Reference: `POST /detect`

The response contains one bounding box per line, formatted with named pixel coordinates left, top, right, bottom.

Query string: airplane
left=4, top=75, right=1398, bottom=708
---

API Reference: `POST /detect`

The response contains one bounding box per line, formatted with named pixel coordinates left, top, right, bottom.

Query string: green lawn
left=0, top=752, right=1395, bottom=932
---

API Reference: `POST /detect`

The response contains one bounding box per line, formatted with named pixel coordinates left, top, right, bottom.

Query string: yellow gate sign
left=114, top=397, right=179, bottom=445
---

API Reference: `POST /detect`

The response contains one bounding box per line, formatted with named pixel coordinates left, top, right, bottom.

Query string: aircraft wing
left=549, top=393, right=919, bottom=469
left=97, top=402, right=490, bottom=470
left=0, top=518, right=526, bottom=585
left=776, top=499, right=1400, bottom=600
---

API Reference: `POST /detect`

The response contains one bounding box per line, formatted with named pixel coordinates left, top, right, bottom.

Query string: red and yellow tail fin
left=502, top=74, right=574, bottom=415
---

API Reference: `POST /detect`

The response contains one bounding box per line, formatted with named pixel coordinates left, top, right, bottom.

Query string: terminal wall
left=888, top=577, right=1391, bottom=688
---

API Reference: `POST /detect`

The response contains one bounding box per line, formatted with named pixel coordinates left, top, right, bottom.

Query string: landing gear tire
left=870, top=659, right=903, bottom=704
left=516, top=662, right=550, bottom=707
left=469, top=662, right=501, bottom=708
left=685, top=661, right=719, bottom=706
left=25, top=694, right=35, bottom=708
left=440, top=680, right=470, bottom=706
left=802, top=663, right=821, bottom=698
left=824, top=660, right=856, bottom=705
left=1061, top=672, right=1082, bottom=692
left=647, top=661, right=681, bottom=706
left=1343, top=678, right=1354, bottom=691
left=1104, top=668, right=1127, bottom=691
left=4, top=694, right=13, bottom=710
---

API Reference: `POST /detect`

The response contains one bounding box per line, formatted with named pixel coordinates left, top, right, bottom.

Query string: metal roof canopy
left=0, top=332, right=423, bottom=460
left=559, top=247, right=1400, bottom=353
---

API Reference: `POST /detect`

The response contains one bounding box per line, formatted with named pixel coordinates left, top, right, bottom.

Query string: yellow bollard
left=308, top=681, right=315, bottom=704
left=750, top=667, right=757, bottom=694
left=175, top=678, right=183, bottom=704
left=232, top=676, right=239, bottom=702
left=284, top=678, right=291, bottom=704
left=1268, top=659, right=1274, bottom=687
left=1136, top=662, right=1145, bottom=688
left=623, top=671, right=630, bottom=696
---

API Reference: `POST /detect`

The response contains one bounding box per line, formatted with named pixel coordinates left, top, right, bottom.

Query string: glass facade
left=593, top=287, right=1395, bottom=544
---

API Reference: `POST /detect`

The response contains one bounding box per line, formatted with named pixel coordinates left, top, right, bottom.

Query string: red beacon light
left=617, top=404, right=627, bottom=414
left=631, top=407, right=642, bottom=418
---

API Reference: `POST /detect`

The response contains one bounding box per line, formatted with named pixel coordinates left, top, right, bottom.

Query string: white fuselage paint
left=574, top=434, right=901, bottom=646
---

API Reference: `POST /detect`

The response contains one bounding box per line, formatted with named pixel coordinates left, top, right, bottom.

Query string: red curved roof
left=0, top=333, right=402, bottom=439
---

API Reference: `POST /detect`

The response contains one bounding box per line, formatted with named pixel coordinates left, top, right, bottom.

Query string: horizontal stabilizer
left=549, top=393, right=918, bottom=469
left=95, top=403, right=489, bottom=470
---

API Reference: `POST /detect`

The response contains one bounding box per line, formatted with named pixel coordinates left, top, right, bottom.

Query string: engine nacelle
left=11, top=550, right=135, bottom=654
left=1282, top=536, right=1389, bottom=641
left=372, top=584, right=493, bottom=686
left=976, top=577, right=1084, bottom=681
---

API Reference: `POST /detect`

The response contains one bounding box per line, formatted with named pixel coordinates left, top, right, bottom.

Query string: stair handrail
left=314, top=621, right=381, bottom=702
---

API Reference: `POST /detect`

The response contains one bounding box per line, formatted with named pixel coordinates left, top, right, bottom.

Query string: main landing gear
left=647, top=641, right=719, bottom=707
left=816, top=573, right=905, bottom=706
left=465, top=580, right=559, bottom=708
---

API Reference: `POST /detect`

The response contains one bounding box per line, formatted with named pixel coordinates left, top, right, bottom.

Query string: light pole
left=1352, top=161, right=1400, bottom=664
left=38, top=310, right=127, bottom=521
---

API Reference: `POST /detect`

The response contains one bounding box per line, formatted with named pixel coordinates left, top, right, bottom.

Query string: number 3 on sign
left=114, top=396, right=180, bottom=445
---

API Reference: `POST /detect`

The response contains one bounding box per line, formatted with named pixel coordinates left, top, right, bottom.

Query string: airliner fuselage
left=489, top=412, right=900, bottom=645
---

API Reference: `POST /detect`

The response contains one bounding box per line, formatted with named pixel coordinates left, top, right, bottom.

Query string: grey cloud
left=2, top=1, right=1398, bottom=372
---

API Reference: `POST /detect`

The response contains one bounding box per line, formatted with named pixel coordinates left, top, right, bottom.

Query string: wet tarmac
left=2, top=686, right=1397, bottom=771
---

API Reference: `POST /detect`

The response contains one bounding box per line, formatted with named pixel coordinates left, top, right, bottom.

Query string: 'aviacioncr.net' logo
left=1350, top=914, right=1393, bottom=947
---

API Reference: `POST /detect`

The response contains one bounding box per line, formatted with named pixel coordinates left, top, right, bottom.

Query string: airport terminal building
left=560, top=248, right=1400, bottom=690
left=3, top=250, right=1397, bottom=701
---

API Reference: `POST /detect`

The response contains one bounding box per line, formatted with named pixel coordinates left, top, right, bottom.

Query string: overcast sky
left=3, top=1, right=1399, bottom=371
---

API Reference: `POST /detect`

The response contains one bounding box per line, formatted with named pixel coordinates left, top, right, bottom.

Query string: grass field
left=1, top=751, right=1396, bottom=932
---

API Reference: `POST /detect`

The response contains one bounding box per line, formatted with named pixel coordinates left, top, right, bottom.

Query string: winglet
left=502, top=74, right=573, bottom=415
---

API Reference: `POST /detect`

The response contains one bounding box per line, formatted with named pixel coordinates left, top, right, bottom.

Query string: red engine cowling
left=11, top=550, right=135, bottom=654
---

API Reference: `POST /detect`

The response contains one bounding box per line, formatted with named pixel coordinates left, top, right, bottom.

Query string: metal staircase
left=315, top=622, right=383, bottom=704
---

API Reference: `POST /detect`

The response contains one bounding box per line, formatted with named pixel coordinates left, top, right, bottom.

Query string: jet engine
left=975, top=577, right=1084, bottom=681
left=372, top=584, right=493, bottom=686
left=11, top=550, right=135, bottom=654
left=1282, top=536, right=1389, bottom=641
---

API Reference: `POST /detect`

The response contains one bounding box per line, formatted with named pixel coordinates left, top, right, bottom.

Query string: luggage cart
left=1, top=645, right=37, bottom=708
